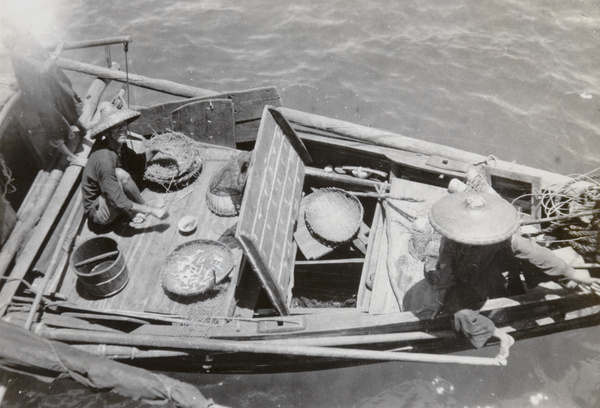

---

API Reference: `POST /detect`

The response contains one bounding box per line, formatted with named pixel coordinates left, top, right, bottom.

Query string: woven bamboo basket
left=206, top=190, right=242, bottom=217
left=161, top=239, right=234, bottom=298
left=143, top=132, right=203, bottom=189
left=303, top=187, right=364, bottom=247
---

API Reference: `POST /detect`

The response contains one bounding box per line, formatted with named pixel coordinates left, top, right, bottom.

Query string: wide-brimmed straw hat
left=429, top=192, right=520, bottom=245
left=86, top=103, right=141, bottom=139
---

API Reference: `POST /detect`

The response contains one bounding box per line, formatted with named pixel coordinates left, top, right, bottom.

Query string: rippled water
left=2, top=1, right=600, bottom=407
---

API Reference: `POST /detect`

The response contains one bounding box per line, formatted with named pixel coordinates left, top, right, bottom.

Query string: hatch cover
left=236, top=107, right=311, bottom=316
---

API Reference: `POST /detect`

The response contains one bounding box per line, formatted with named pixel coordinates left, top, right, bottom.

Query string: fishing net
left=161, top=240, right=235, bottom=299
left=303, top=187, right=364, bottom=247
left=143, top=132, right=203, bottom=190
left=408, top=219, right=442, bottom=262
left=206, top=151, right=251, bottom=217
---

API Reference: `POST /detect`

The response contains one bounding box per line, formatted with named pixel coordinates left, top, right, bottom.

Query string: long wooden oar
left=37, top=327, right=505, bottom=366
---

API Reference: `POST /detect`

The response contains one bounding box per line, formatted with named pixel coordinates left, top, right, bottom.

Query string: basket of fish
left=161, top=239, right=234, bottom=298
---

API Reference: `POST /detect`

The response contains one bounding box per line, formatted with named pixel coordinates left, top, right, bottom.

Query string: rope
left=531, top=169, right=600, bottom=260
left=124, top=42, right=130, bottom=108
left=153, top=373, right=177, bottom=402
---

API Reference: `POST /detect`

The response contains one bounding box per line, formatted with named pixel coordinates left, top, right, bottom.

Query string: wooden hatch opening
left=235, top=107, right=311, bottom=316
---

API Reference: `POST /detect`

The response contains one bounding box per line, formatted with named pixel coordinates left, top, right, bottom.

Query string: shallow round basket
left=161, top=240, right=234, bottom=297
left=303, top=187, right=364, bottom=247
left=177, top=215, right=198, bottom=235
left=206, top=190, right=242, bottom=217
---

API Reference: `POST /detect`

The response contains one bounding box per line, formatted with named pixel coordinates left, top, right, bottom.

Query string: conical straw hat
left=86, top=104, right=141, bottom=139
left=429, top=193, right=519, bottom=245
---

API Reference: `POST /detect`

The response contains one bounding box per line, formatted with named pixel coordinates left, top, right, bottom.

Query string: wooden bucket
left=71, top=237, right=129, bottom=298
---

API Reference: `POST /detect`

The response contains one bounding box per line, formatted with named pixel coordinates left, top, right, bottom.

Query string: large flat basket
left=161, top=239, right=234, bottom=297
left=303, top=187, right=364, bottom=247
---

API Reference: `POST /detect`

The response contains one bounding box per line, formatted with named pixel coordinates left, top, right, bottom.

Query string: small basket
left=206, top=152, right=251, bottom=217
left=206, top=190, right=242, bottom=217
left=303, top=187, right=364, bottom=247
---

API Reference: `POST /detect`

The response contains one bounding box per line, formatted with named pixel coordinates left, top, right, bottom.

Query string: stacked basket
left=143, top=132, right=203, bottom=189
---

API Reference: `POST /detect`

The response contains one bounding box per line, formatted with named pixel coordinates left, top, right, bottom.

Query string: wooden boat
left=1, top=36, right=599, bottom=374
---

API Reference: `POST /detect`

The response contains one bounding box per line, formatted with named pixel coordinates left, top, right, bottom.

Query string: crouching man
left=82, top=104, right=172, bottom=226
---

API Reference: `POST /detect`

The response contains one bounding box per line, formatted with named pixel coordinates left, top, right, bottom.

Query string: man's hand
left=416, top=302, right=444, bottom=319
left=567, top=269, right=600, bottom=296
left=151, top=207, right=169, bottom=220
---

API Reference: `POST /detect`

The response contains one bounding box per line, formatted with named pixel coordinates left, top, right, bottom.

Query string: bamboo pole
left=37, top=327, right=505, bottom=366
left=348, top=191, right=424, bottom=202
left=72, top=344, right=189, bottom=359
left=0, top=166, right=78, bottom=314
left=304, top=167, right=389, bottom=191
left=78, top=71, right=117, bottom=129
left=0, top=169, right=63, bottom=277
left=261, top=331, right=454, bottom=347
left=24, top=191, right=83, bottom=330
left=15, top=170, right=48, bottom=219
left=56, top=57, right=219, bottom=98
left=278, top=107, right=574, bottom=190
left=47, top=36, right=132, bottom=52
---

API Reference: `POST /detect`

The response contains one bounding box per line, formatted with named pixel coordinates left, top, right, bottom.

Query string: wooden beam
left=56, top=57, right=218, bottom=98
left=278, top=107, right=574, bottom=190
left=47, top=36, right=132, bottom=52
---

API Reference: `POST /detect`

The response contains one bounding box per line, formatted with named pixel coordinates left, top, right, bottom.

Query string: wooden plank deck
left=59, top=145, right=244, bottom=319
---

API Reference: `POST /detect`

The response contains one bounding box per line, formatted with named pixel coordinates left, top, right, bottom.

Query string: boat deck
left=58, top=144, right=244, bottom=319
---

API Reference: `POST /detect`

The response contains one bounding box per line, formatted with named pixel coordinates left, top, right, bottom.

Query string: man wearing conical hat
left=81, top=103, right=173, bottom=226
left=425, top=192, right=600, bottom=361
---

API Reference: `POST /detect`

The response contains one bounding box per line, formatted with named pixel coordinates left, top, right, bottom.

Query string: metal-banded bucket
left=71, top=237, right=129, bottom=298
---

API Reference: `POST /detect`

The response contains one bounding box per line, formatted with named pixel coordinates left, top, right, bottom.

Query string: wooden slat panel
left=236, top=109, right=305, bottom=315
left=129, top=87, right=281, bottom=143
left=171, top=99, right=235, bottom=148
